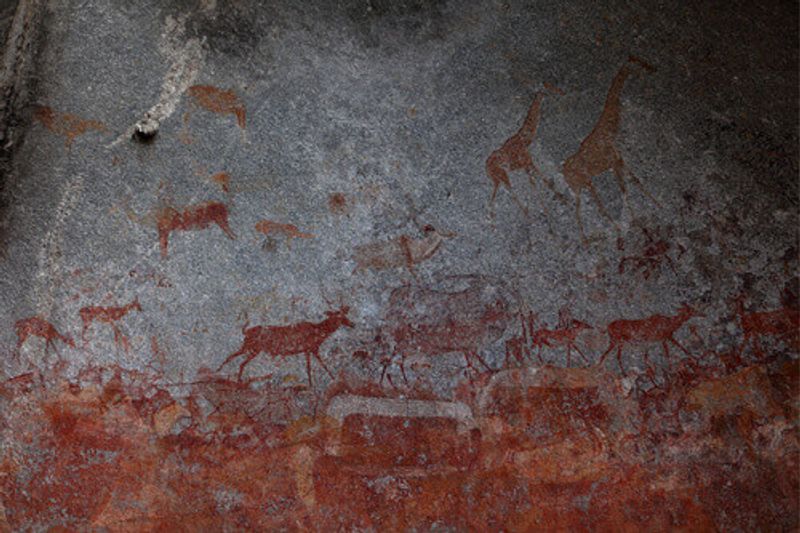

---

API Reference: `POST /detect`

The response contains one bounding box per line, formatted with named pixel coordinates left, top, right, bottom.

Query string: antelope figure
left=255, top=219, right=314, bottom=250
left=597, top=304, right=701, bottom=372
left=79, top=297, right=142, bottom=352
left=14, top=316, right=75, bottom=356
left=157, top=201, right=236, bottom=258
left=486, top=89, right=563, bottom=217
left=217, top=306, right=354, bottom=385
left=530, top=315, right=593, bottom=367
left=561, top=56, right=660, bottom=241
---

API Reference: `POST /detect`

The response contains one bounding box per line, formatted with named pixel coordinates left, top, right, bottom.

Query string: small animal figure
left=597, top=304, right=701, bottom=372
left=255, top=220, right=314, bottom=249
left=34, top=106, right=106, bottom=147
left=353, top=225, right=454, bottom=277
left=14, top=316, right=75, bottom=357
left=157, top=201, right=236, bottom=258
left=529, top=314, right=593, bottom=367
left=217, top=306, right=354, bottom=385
left=381, top=279, right=511, bottom=383
left=79, top=297, right=143, bottom=352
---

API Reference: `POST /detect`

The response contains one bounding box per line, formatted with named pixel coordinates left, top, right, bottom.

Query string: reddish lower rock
left=0, top=370, right=316, bottom=531
left=311, top=404, right=483, bottom=531
left=0, top=359, right=796, bottom=530
left=477, top=367, right=638, bottom=483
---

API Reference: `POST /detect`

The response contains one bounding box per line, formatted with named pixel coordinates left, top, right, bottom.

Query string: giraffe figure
left=561, top=56, right=660, bottom=242
left=486, top=89, right=564, bottom=219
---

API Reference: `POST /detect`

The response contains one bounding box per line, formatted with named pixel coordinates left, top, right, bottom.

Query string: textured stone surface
left=0, top=0, right=797, bottom=530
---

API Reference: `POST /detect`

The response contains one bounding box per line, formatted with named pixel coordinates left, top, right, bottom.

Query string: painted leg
left=670, top=336, right=691, bottom=357
left=313, top=351, right=335, bottom=380
left=573, top=344, right=589, bottom=364
left=159, top=230, right=170, bottom=258
left=471, top=351, right=493, bottom=372
left=238, top=352, right=258, bottom=381
left=662, top=341, right=671, bottom=368
left=81, top=324, right=90, bottom=347
left=597, top=342, right=615, bottom=367
left=612, top=161, right=633, bottom=221
left=588, top=184, right=620, bottom=232
left=217, top=348, right=246, bottom=372
left=534, top=345, right=545, bottom=365
left=463, top=353, right=477, bottom=373
left=218, top=220, right=236, bottom=240
left=380, top=357, right=391, bottom=385
left=575, top=194, right=588, bottom=244
left=526, top=167, right=552, bottom=231
left=620, top=160, right=660, bottom=207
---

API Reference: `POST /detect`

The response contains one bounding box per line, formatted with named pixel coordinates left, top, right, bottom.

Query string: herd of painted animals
left=13, top=57, right=798, bottom=389
left=1, top=55, right=798, bottom=530
left=12, top=284, right=799, bottom=388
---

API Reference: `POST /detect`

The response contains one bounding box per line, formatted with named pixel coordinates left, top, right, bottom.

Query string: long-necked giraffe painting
left=486, top=88, right=564, bottom=219
left=561, top=56, right=660, bottom=242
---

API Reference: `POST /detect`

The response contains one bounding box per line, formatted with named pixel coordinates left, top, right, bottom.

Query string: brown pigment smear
left=34, top=106, right=106, bottom=147
left=187, top=85, right=246, bottom=129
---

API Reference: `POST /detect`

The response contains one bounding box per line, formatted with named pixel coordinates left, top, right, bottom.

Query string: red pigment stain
left=157, top=201, right=236, bottom=258
left=14, top=316, right=74, bottom=354
left=33, top=106, right=106, bottom=147
left=128, top=267, right=173, bottom=288
left=328, top=193, right=348, bottom=214
left=187, top=85, right=246, bottom=129
left=149, top=335, right=167, bottom=370
left=210, top=171, right=231, bottom=192
left=736, top=297, right=800, bottom=357
left=619, top=226, right=685, bottom=279
left=598, top=304, right=701, bottom=371
left=255, top=220, right=314, bottom=249
left=79, top=297, right=142, bottom=352
left=382, top=280, right=511, bottom=382
left=543, top=81, right=566, bottom=95
left=353, top=226, right=451, bottom=277
left=217, top=306, right=354, bottom=384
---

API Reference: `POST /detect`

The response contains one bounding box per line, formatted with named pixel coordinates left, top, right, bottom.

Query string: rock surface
left=0, top=0, right=797, bottom=529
